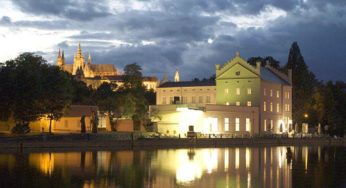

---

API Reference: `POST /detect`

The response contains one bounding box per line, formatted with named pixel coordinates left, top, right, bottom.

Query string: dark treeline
left=195, top=42, right=345, bottom=136
left=0, top=53, right=156, bottom=133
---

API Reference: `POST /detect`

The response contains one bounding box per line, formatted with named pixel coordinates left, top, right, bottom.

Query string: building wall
left=156, top=86, right=216, bottom=105
left=260, top=80, right=292, bottom=133
left=150, top=104, right=259, bottom=137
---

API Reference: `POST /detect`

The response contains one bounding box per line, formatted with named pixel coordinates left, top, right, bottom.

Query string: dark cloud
left=5, top=0, right=346, bottom=81
left=11, top=0, right=112, bottom=21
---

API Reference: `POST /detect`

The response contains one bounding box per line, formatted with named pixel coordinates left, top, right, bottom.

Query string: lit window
left=277, top=103, right=280, bottom=112
left=224, top=118, right=229, bottom=131
left=235, top=118, right=240, bottom=131
left=247, top=101, right=251, bottom=106
left=247, top=88, right=252, bottom=95
left=264, top=101, right=267, bottom=111
left=288, top=92, right=290, bottom=99
left=192, top=96, right=196, bottom=103
left=206, top=96, right=210, bottom=103
left=264, top=119, right=267, bottom=131
left=225, top=88, right=229, bottom=94
left=183, top=97, right=187, bottom=104
left=236, top=101, right=240, bottom=106
left=199, top=96, right=203, bottom=103
left=277, top=90, right=280, bottom=98
left=236, top=88, right=240, bottom=95
left=264, top=88, right=266, bottom=96
left=162, top=97, right=166, bottom=104
left=246, top=118, right=251, bottom=132
left=270, top=89, right=273, bottom=97
left=270, top=120, right=273, bottom=130
left=270, top=102, right=273, bottom=112
left=287, top=104, right=290, bottom=111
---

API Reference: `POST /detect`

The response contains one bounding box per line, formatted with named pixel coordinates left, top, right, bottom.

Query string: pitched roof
left=159, top=80, right=216, bottom=88
left=64, top=105, right=98, bottom=117
left=143, top=76, right=158, bottom=82
left=261, top=68, right=290, bottom=85
left=90, top=64, right=116, bottom=72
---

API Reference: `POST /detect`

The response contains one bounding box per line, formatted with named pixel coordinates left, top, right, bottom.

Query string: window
left=225, top=88, right=229, bottom=94
left=270, top=102, right=273, bottom=112
left=264, top=119, right=267, bottom=131
left=182, top=97, right=187, bottom=104
left=170, top=97, right=173, bottom=104
left=206, top=96, right=210, bottom=103
left=224, top=118, right=229, bottom=131
left=277, top=103, right=280, bottom=112
left=277, top=90, right=280, bottom=98
left=247, top=101, right=251, bottom=106
left=64, top=120, right=68, bottom=128
left=287, top=104, right=290, bottom=111
left=199, top=96, right=203, bottom=103
left=162, top=97, right=166, bottom=104
left=236, top=101, right=240, bottom=106
left=247, top=88, right=252, bottom=95
left=236, top=88, right=240, bottom=95
left=192, top=96, right=196, bottom=103
left=236, top=71, right=240, bottom=76
left=264, top=101, right=267, bottom=111
left=287, top=92, right=290, bottom=99
left=246, top=118, right=250, bottom=132
left=270, top=89, right=273, bottom=97
left=264, top=88, right=267, bottom=96
left=270, top=120, right=273, bottom=130
left=235, top=118, right=240, bottom=131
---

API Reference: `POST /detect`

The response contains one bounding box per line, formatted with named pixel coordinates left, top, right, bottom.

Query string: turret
left=88, top=51, right=91, bottom=65
left=174, top=70, right=180, bottom=82
left=56, top=48, right=63, bottom=67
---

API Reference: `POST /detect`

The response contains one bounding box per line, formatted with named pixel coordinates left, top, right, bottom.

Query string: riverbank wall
left=0, top=133, right=345, bottom=153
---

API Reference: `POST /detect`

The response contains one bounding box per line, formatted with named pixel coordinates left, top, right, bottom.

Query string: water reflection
left=0, top=146, right=345, bottom=188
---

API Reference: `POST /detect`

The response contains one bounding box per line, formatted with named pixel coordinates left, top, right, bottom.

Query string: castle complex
left=151, top=51, right=292, bottom=137
left=57, top=44, right=158, bottom=90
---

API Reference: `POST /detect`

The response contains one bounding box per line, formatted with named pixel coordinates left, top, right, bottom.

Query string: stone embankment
left=0, top=133, right=344, bottom=153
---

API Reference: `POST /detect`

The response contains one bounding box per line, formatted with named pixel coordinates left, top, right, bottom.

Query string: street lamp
left=304, top=113, right=308, bottom=119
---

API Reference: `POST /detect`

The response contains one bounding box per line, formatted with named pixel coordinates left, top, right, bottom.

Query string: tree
left=94, top=82, right=120, bottom=131
left=247, top=56, right=281, bottom=69
left=0, top=53, right=74, bottom=134
left=40, top=66, right=73, bottom=134
left=284, top=42, right=317, bottom=124
left=123, top=63, right=143, bottom=89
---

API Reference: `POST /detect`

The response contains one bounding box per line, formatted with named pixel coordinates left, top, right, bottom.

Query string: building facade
left=151, top=51, right=292, bottom=137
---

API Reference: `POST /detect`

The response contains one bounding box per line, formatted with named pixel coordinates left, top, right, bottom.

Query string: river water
left=0, top=146, right=345, bottom=188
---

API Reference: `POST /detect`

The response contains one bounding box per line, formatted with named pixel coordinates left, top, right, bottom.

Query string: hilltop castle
left=57, top=43, right=119, bottom=78
left=56, top=44, right=158, bottom=90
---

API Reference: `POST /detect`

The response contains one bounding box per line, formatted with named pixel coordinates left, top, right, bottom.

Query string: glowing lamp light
left=304, top=113, right=308, bottom=118
left=176, top=107, right=188, bottom=112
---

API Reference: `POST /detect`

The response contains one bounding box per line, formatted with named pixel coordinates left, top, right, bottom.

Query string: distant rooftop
left=159, top=80, right=216, bottom=88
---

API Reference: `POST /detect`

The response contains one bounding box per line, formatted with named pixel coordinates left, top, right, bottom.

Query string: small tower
left=73, top=42, right=85, bottom=75
left=174, top=70, right=180, bottom=82
left=88, top=51, right=91, bottom=65
left=61, top=50, right=66, bottom=65
left=56, top=48, right=63, bottom=67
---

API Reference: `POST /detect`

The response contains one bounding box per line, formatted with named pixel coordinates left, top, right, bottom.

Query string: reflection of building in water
left=29, top=153, right=54, bottom=176
left=150, top=147, right=293, bottom=188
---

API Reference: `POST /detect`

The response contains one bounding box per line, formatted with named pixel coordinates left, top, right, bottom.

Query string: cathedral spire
left=62, top=50, right=65, bottom=65
left=174, top=70, right=180, bottom=82
left=88, top=51, right=91, bottom=65
left=78, top=42, right=82, bottom=54
left=58, top=48, right=61, bottom=58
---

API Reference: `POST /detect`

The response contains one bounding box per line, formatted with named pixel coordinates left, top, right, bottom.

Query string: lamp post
left=303, top=113, right=308, bottom=134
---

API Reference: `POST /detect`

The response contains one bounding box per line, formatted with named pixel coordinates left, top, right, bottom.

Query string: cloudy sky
left=0, top=0, right=345, bottom=81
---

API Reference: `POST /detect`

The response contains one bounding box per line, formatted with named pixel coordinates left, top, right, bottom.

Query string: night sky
left=1, top=0, right=345, bottom=82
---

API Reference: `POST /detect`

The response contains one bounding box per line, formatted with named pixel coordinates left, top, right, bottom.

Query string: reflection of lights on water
left=29, top=153, right=54, bottom=176
left=176, top=162, right=202, bottom=184
left=235, top=148, right=239, bottom=169
left=247, top=172, right=251, bottom=188
left=205, top=149, right=218, bottom=173
left=246, top=148, right=250, bottom=169
left=224, top=149, right=229, bottom=172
